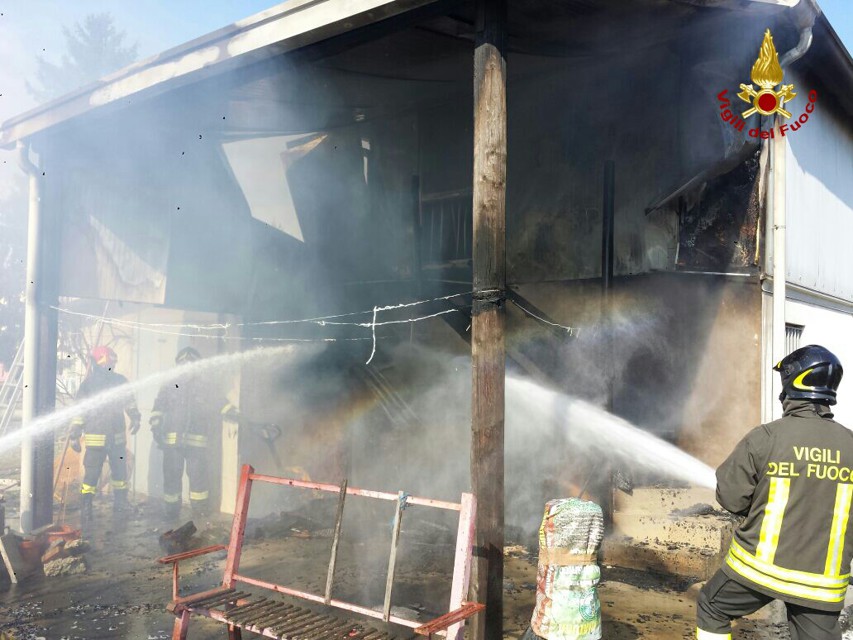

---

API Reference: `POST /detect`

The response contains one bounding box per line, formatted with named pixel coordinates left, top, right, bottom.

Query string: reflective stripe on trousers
left=83, top=434, right=107, bottom=447
left=184, top=434, right=208, bottom=448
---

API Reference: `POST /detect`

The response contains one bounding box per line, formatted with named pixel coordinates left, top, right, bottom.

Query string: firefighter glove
left=259, top=423, right=282, bottom=442
left=221, top=403, right=241, bottom=423
left=149, top=414, right=165, bottom=447
left=127, top=406, right=142, bottom=435
left=69, top=428, right=82, bottom=453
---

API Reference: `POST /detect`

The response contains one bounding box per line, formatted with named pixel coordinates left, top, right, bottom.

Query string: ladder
left=0, top=342, right=24, bottom=437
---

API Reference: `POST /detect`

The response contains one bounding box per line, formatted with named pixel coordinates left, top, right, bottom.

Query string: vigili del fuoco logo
left=717, top=29, right=817, bottom=139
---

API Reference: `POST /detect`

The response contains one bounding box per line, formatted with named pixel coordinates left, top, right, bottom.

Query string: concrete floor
left=0, top=495, right=794, bottom=640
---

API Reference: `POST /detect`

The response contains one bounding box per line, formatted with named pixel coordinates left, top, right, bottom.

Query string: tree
left=0, top=187, right=27, bottom=368
left=27, top=13, right=139, bottom=103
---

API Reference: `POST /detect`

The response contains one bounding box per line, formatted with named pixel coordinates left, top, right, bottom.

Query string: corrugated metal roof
left=1, top=0, right=850, bottom=148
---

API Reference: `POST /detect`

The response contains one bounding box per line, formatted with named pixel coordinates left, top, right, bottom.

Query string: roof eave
left=0, top=0, right=437, bottom=149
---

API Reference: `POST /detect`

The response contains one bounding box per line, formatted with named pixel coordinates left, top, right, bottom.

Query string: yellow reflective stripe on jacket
left=755, top=477, right=790, bottom=564
left=81, top=483, right=97, bottom=495
left=729, top=539, right=849, bottom=589
left=184, top=434, right=208, bottom=447
left=71, top=416, right=85, bottom=427
left=725, top=553, right=847, bottom=603
left=83, top=434, right=107, bottom=447
left=189, top=490, right=209, bottom=501
left=164, top=432, right=178, bottom=445
left=696, top=629, right=731, bottom=640
left=825, top=483, right=853, bottom=576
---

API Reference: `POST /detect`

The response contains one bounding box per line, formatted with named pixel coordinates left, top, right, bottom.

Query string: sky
left=0, top=1, right=278, bottom=123
left=819, top=0, right=853, bottom=54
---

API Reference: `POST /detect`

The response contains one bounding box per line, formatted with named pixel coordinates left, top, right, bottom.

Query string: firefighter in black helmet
left=69, top=346, right=141, bottom=535
left=150, top=347, right=240, bottom=520
left=697, top=345, right=850, bottom=640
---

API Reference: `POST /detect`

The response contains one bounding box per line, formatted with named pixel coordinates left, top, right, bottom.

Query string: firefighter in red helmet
left=150, top=346, right=240, bottom=520
left=69, top=346, right=141, bottom=535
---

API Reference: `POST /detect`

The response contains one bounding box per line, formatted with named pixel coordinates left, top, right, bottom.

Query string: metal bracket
left=471, top=289, right=505, bottom=316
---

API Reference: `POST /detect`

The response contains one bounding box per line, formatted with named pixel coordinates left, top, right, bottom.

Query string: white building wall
left=760, top=72, right=853, bottom=424
left=785, top=70, right=853, bottom=301
left=785, top=295, right=853, bottom=428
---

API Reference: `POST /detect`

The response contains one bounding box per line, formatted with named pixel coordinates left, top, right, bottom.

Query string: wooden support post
left=601, top=160, right=615, bottom=529
left=470, top=1, right=507, bottom=639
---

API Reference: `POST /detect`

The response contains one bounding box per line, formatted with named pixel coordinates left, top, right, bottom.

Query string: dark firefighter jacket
left=152, top=374, right=233, bottom=450
left=71, top=366, right=136, bottom=448
left=717, top=399, right=853, bottom=611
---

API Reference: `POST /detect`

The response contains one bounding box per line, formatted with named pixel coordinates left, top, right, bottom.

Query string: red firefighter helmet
left=91, top=346, right=117, bottom=368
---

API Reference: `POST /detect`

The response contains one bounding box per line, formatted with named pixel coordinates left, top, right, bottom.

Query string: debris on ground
left=840, top=605, right=853, bottom=640
left=504, top=544, right=530, bottom=558
left=65, top=538, right=89, bottom=556
left=248, top=511, right=330, bottom=540
left=158, top=521, right=197, bottom=555
left=671, top=503, right=740, bottom=522
left=43, top=555, right=87, bottom=577
left=41, top=539, right=67, bottom=564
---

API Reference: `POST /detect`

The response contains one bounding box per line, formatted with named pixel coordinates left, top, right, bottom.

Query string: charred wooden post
left=470, top=0, right=507, bottom=639
left=601, top=160, right=615, bottom=529
left=601, top=161, right=615, bottom=299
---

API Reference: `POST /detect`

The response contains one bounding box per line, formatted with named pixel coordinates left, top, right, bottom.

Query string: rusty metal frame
left=248, top=473, right=462, bottom=511
left=160, top=464, right=480, bottom=640
left=224, top=464, right=255, bottom=588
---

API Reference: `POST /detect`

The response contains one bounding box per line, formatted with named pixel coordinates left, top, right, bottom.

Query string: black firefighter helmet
left=774, top=344, right=843, bottom=405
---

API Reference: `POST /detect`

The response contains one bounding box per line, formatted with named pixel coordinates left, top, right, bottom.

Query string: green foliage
left=0, top=189, right=26, bottom=366
left=27, top=13, right=138, bottom=103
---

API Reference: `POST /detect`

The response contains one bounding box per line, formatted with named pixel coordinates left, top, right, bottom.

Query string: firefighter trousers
left=697, top=570, right=841, bottom=640
left=81, top=443, right=128, bottom=496
left=162, top=446, right=209, bottom=512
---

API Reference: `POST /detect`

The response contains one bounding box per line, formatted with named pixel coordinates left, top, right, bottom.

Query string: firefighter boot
left=113, top=489, right=130, bottom=530
left=191, top=497, right=211, bottom=529
left=164, top=499, right=181, bottom=523
left=190, top=498, right=208, bottom=516
left=81, top=493, right=94, bottom=539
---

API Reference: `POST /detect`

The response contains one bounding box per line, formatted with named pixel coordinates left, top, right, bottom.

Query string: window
left=785, top=323, right=804, bottom=355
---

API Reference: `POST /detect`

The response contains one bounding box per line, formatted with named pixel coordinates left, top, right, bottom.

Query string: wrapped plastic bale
left=528, top=498, right=605, bottom=640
